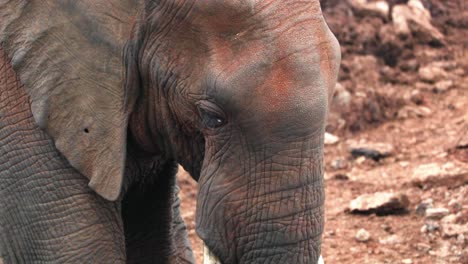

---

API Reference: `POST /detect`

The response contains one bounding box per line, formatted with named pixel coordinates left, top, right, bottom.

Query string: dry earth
left=178, top=0, right=467, bottom=263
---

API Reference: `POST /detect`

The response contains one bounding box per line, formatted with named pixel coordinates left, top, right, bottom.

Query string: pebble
left=416, top=243, right=431, bottom=252
left=421, top=221, right=440, bottom=233
left=355, top=228, right=371, bottom=242
left=411, top=162, right=468, bottom=189
left=333, top=174, right=350, bottom=181
left=425, top=208, right=450, bottom=219
left=349, top=192, right=409, bottom=215
left=433, top=80, right=453, bottom=93
left=324, top=132, right=340, bottom=145
left=349, top=142, right=394, bottom=161
left=401, top=259, right=413, bottom=264
left=379, top=234, right=402, bottom=245
left=331, top=158, right=348, bottom=170
left=333, top=83, right=351, bottom=109
left=448, top=199, right=462, bottom=212
left=442, top=224, right=468, bottom=238
left=415, top=198, right=433, bottom=216
left=418, top=65, right=447, bottom=83
left=441, top=214, right=458, bottom=224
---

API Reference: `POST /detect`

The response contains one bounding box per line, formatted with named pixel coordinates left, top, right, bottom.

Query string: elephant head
left=1, top=0, right=340, bottom=263
left=126, top=1, right=340, bottom=263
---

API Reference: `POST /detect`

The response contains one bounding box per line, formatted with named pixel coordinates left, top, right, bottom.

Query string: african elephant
left=0, top=0, right=340, bottom=263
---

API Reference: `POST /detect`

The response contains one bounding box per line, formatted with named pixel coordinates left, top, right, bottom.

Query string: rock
left=425, top=208, right=450, bottom=219
left=433, top=80, right=454, bottom=93
left=421, top=221, right=440, bottom=233
left=349, top=142, right=395, bottom=161
left=416, top=243, right=431, bottom=252
left=441, top=214, right=458, bottom=224
left=410, top=89, right=424, bottom=105
left=392, top=0, right=444, bottom=44
left=381, top=223, right=393, bottom=233
left=456, top=234, right=465, bottom=245
left=332, top=83, right=351, bottom=109
left=411, top=162, right=468, bottom=189
left=448, top=199, right=462, bottom=212
left=379, top=234, right=402, bottom=245
left=349, top=192, right=409, bottom=215
left=418, top=65, right=448, bottom=83
left=349, top=0, right=390, bottom=19
left=415, top=198, right=433, bottom=216
left=401, top=259, right=413, bottom=264
left=333, top=174, right=350, bottom=181
left=324, top=132, right=340, bottom=145
left=415, top=81, right=433, bottom=91
left=355, top=228, right=371, bottom=242
left=456, top=131, right=468, bottom=149
left=442, top=224, right=468, bottom=238
left=331, top=158, right=348, bottom=170
left=397, top=105, right=432, bottom=119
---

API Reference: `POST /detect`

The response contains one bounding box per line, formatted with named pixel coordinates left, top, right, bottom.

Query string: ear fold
left=0, top=0, right=140, bottom=200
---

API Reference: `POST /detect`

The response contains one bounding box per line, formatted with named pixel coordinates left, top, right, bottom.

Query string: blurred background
left=178, top=0, right=467, bottom=263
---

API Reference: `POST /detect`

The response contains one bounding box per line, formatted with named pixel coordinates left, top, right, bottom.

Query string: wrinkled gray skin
left=0, top=0, right=340, bottom=263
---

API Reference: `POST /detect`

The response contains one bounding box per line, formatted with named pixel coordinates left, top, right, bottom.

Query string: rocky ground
left=178, top=0, right=467, bottom=263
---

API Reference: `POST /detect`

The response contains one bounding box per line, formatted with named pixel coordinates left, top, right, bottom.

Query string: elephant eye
left=199, top=108, right=226, bottom=129
left=197, top=101, right=227, bottom=129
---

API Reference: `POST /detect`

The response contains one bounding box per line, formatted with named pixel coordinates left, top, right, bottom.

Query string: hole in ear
left=84, top=128, right=90, bottom=133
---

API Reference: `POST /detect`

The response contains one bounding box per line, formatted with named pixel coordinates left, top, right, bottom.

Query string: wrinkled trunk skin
left=196, top=135, right=326, bottom=264
left=0, top=47, right=126, bottom=263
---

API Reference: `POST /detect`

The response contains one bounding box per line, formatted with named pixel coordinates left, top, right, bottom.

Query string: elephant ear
left=0, top=0, right=140, bottom=201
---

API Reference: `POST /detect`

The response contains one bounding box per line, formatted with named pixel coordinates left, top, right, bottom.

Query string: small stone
left=379, top=234, right=402, bottom=245
left=324, top=132, right=340, bottom=145
left=411, top=163, right=468, bottom=189
left=441, top=214, right=458, bottom=224
left=392, top=1, right=444, bottom=44
left=418, top=65, right=448, bottom=83
left=415, top=82, right=432, bottom=90
left=350, top=142, right=395, bottom=161
left=333, top=83, right=351, bottom=109
left=401, top=259, right=413, bottom=264
left=397, top=106, right=432, bottom=119
left=410, top=90, right=424, bottom=105
left=425, top=208, right=450, bottom=219
left=381, top=224, right=393, bottom=233
left=349, top=0, right=389, bottom=19
left=355, top=228, right=371, bottom=242
left=415, top=198, right=433, bottom=216
left=331, top=158, right=348, bottom=170
left=421, top=221, right=440, bottom=233
left=442, top=224, right=468, bottom=238
left=433, top=80, right=453, bottom=93
left=448, top=199, right=462, bottom=212
left=416, top=243, right=431, bottom=252
left=355, top=156, right=367, bottom=164
left=334, top=174, right=349, bottom=181
left=456, top=234, right=465, bottom=245
left=349, top=192, right=409, bottom=215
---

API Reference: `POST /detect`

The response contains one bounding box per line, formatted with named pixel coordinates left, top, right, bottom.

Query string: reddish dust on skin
left=259, top=59, right=294, bottom=112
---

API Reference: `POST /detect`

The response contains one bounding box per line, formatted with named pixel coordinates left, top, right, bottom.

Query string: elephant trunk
left=197, top=137, right=326, bottom=264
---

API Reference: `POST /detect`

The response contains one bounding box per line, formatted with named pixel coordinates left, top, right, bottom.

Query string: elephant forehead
left=190, top=0, right=322, bottom=34
left=204, top=30, right=334, bottom=109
